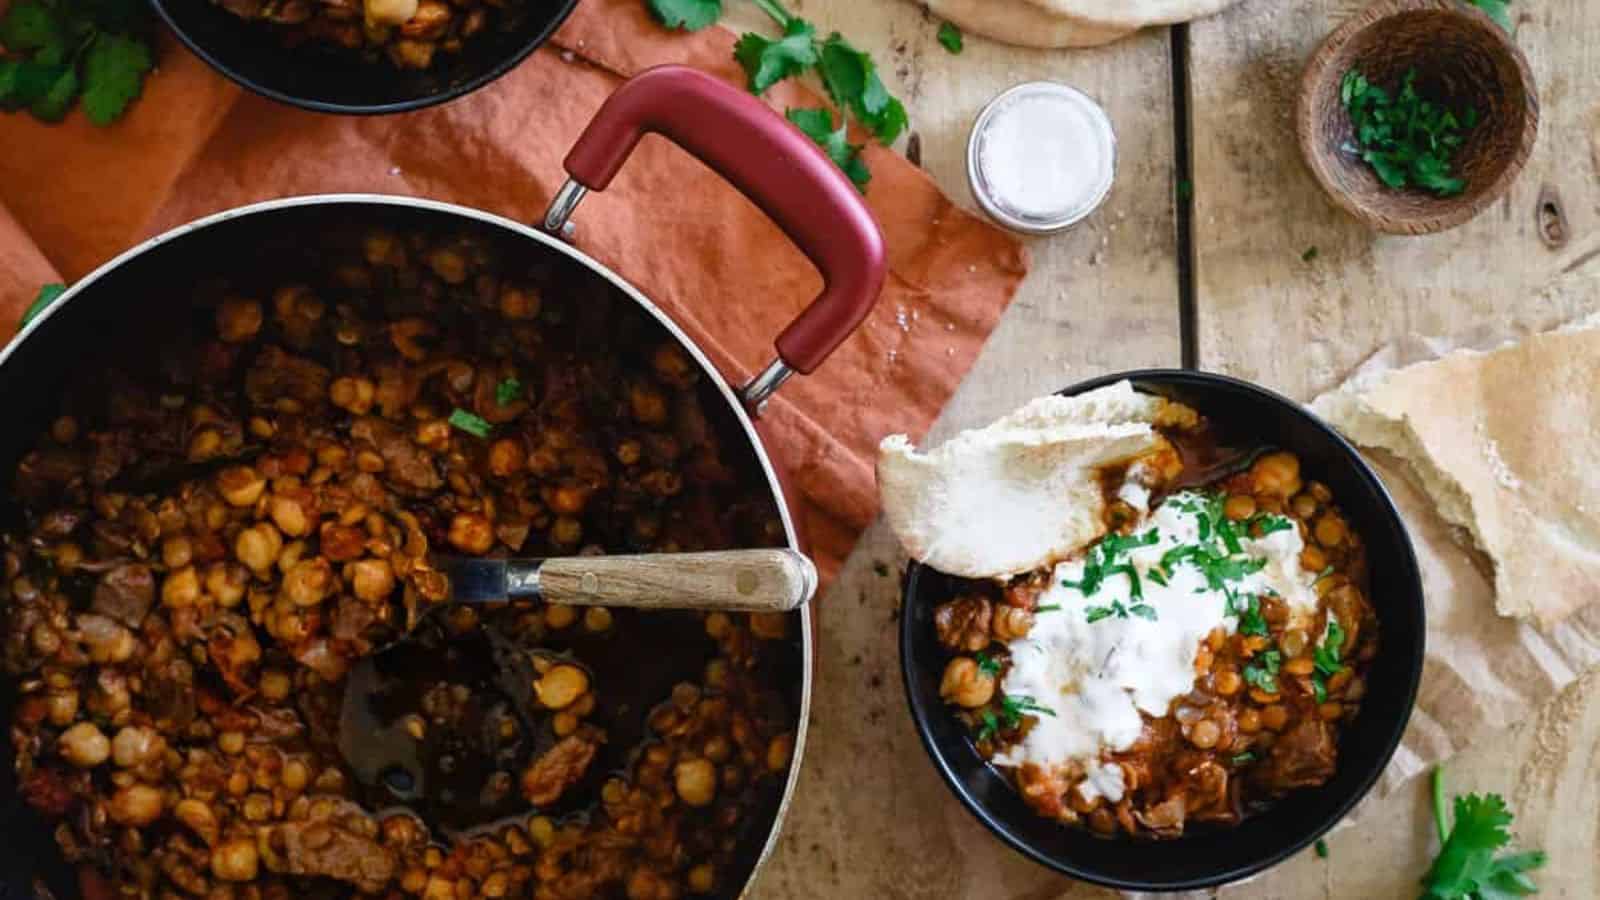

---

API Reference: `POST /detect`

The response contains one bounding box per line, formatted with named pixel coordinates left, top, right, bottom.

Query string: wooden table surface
left=729, top=0, right=1600, bottom=896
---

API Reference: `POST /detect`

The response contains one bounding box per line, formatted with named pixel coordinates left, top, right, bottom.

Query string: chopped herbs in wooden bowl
left=1295, top=0, right=1538, bottom=235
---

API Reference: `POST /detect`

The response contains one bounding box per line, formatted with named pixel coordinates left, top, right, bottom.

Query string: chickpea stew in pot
left=1, top=220, right=801, bottom=899
left=208, top=0, right=534, bottom=70
left=930, top=403, right=1379, bottom=839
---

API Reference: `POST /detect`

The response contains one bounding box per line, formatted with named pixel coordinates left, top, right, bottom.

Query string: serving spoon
left=336, top=548, right=816, bottom=831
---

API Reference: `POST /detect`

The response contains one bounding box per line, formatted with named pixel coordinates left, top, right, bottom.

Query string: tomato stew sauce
left=930, top=411, right=1379, bottom=839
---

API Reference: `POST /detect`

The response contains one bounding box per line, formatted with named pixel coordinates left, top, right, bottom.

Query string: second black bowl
left=899, top=369, right=1425, bottom=891
left=154, top=0, right=582, bottom=114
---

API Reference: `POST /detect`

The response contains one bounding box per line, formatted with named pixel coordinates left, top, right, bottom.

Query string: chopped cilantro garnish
left=1243, top=649, right=1281, bottom=693
left=975, top=709, right=999, bottom=742
left=1034, top=603, right=1061, bottom=613
left=1250, top=513, right=1294, bottom=536
left=1004, top=695, right=1055, bottom=719
left=974, top=652, right=1001, bottom=678
left=1129, top=604, right=1158, bottom=621
left=1230, top=751, right=1255, bottom=766
left=1314, top=620, right=1346, bottom=677
left=448, top=408, right=492, bottom=439
left=1230, top=592, right=1269, bottom=637
left=1148, top=567, right=1169, bottom=588
left=494, top=377, right=522, bottom=406
left=1312, top=674, right=1329, bottom=704
left=1085, top=603, right=1121, bottom=624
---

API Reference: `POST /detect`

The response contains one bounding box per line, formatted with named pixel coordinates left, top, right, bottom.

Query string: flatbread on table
left=877, top=380, right=1166, bottom=579
left=1313, top=324, right=1600, bottom=628
left=925, top=0, right=1134, bottom=49
left=925, top=0, right=1243, bottom=49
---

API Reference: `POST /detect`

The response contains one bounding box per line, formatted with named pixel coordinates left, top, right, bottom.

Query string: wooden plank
left=1187, top=1, right=1600, bottom=897
left=737, top=1, right=1183, bottom=896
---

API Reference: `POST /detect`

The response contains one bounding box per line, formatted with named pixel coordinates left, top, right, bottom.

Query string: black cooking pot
left=900, top=370, right=1426, bottom=891
left=152, top=0, right=581, bottom=113
left=0, top=65, right=885, bottom=898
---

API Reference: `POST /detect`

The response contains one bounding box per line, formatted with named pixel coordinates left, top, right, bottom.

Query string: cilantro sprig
left=1310, top=619, right=1347, bottom=703
left=448, top=408, right=492, bottom=439
left=937, top=21, right=963, bottom=54
left=494, top=378, right=522, bottom=407
left=974, top=694, right=1055, bottom=742
left=0, top=0, right=155, bottom=125
left=1243, top=649, right=1281, bottom=694
left=974, top=651, right=1001, bottom=678
left=1341, top=68, right=1476, bottom=197
left=646, top=0, right=907, bottom=191
left=1420, top=765, right=1545, bottom=899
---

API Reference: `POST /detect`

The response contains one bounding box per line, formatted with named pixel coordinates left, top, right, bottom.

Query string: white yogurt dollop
left=993, top=490, right=1318, bottom=775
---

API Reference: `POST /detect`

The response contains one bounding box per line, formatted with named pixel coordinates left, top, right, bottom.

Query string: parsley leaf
left=0, top=0, right=154, bottom=124
left=1468, top=0, right=1512, bottom=32
left=785, top=107, right=869, bottom=192
left=1342, top=68, right=1475, bottom=197
left=448, top=408, right=492, bottom=439
left=974, top=651, right=1001, bottom=678
left=1421, top=765, right=1545, bottom=899
left=936, top=21, right=963, bottom=54
left=817, top=33, right=907, bottom=144
left=19, top=282, right=66, bottom=327
left=494, top=378, right=522, bottom=407
left=647, top=0, right=722, bottom=30
left=735, top=17, right=817, bottom=94
left=80, top=33, right=150, bottom=126
left=1243, top=649, right=1281, bottom=694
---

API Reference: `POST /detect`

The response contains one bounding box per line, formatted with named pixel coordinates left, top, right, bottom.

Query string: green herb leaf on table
left=80, top=33, right=151, bottom=125
left=20, top=283, right=66, bottom=327
left=786, top=107, right=870, bottom=192
left=936, top=21, right=963, bottom=54
left=0, top=0, right=154, bottom=124
left=448, top=408, right=493, bottom=439
left=1468, top=0, right=1513, bottom=32
left=818, top=33, right=907, bottom=144
left=1315, top=839, right=1329, bottom=859
left=1421, top=765, right=1545, bottom=900
left=735, top=17, right=817, bottom=94
left=647, top=0, right=723, bottom=30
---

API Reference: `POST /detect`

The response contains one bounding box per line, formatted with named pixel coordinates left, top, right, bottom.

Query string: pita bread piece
left=878, top=381, right=1165, bottom=578
left=1313, top=325, right=1600, bottom=627
left=926, top=0, right=1134, bottom=49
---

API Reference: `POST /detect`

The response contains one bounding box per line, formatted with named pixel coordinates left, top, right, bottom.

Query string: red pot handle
left=547, top=65, right=887, bottom=403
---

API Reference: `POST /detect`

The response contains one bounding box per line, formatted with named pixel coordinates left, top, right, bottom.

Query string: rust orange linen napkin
left=0, top=0, right=1029, bottom=579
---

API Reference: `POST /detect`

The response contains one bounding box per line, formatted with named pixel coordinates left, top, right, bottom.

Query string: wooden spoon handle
left=535, top=549, right=817, bottom=613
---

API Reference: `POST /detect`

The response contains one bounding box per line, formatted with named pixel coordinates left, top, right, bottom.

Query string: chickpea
left=282, top=758, right=310, bottom=792
left=1282, top=657, right=1315, bottom=676
left=687, top=863, right=715, bottom=894
left=447, top=513, right=494, bottom=555
left=498, top=285, right=541, bottom=320
left=704, top=612, right=732, bottom=640
left=175, top=798, right=219, bottom=843
left=414, top=420, right=451, bottom=451
left=330, top=376, right=377, bottom=415
left=205, top=563, right=248, bottom=609
left=161, top=565, right=202, bottom=608
left=350, top=558, right=397, bottom=603
left=45, top=690, right=78, bottom=727
left=550, top=517, right=582, bottom=546
left=216, top=298, right=264, bottom=343
left=991, top=606, right=1034, bottom=642
left=424, top=245, right=467, bottom=282
left=235, top=525, right=282, bottom=577
left=582, top=607, right=613, bottom=633
left=217, top=466, right=266, bottom=508
left=1213, top=668, right=1242, bottom=696
left=1188, top=719, right=1221, bottom=749
left=108, top=783, right=164, bottom=826
left=112, top=725, right=161, bottom=768
left=651, top=344, right=696, bottom=387
left=1223, top=494, right=1256, bottom=521
left=1260, top=704, right=1290, bottom=732
left=219, top=731, right=247, bottom=755
left=749, top=612, right=787, bottom=640
left=535, top=665, right=589, bottom=710
left=546, top=483, right=589, bottom=516
left=1237, top=708, right=1262, bottom=733
left=629, top=383, right=669, bottom=426
left=766, top=733, right=795, bottom=772
left=282, top=557, right=333, bottom=607
left=1291, top=493, right=1319, bottom=520
left=545, top=604, right=576, bottom=630
left=268, top=495, right=310, bottom=538
left=939, top=657, right=995, bottom=709
left=551, top=711, right=578, bottom=737
left=1250, top=452, right=1302, bottom=499
left=211, top=838, right=260, bottom=882
left=260, top=668, right=291, bottom=702
left=527, top=816, right=555, bottom=848
left=1300, top=544, right=1328, bottom=573
left=188, top=427, right=224, bottom=463
left=674, top=758, right=717, bottom=807
left=487, top=439, right=525, bottom=478
left=1314, top=515, right=1347, bottom=549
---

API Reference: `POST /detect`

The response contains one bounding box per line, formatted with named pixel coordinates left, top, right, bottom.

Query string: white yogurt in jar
left=967, top=82, right=1117, bottom=234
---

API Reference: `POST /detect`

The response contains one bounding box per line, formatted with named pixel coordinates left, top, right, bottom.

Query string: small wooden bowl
left=1296, top=0, right=1538, bottom=235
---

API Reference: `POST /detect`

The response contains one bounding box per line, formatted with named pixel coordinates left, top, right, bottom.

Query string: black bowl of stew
left=898, top=369, right=1425, bottom=891
left=153, top=0, right=581, bottom=114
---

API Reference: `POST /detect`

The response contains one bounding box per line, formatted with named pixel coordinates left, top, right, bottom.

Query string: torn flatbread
left=1313, top=324, right=1600, bottom=628
left=925, top=0, right=1241, bottom=48
left=878, top=381, right=1167, bottom=578
left=925, top=0, right=1134, bottom=49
